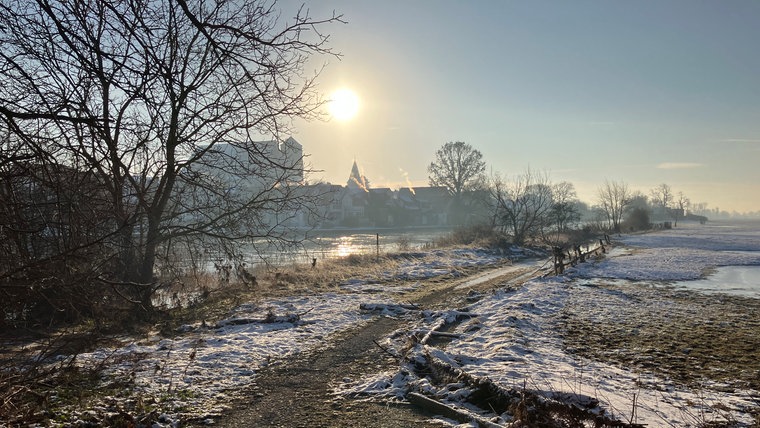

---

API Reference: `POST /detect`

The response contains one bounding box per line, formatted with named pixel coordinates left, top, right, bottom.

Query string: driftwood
left=407, top=392, right=505, bottom=428
left=215, top=308, right=313, bottom=328
left=359, top=303, right=421, bottom=314
left=408, top=348, right=646, bottom=427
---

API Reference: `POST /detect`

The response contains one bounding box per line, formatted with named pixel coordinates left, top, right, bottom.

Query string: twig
left=372, top=339, right=399, bottom=359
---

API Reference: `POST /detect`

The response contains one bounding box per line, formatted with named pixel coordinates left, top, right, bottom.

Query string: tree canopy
left=427, top=141, right=486, bottom=198
left=0, top=0, right=341, bottom=314
left=597, top=179, right=631, bottom=232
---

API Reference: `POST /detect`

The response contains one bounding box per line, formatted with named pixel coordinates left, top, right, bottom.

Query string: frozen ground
left=341, top=222, right=760, bottom=427
left=34, top=222, right=760, bottom=427
left=46, top=248, right=514, bottom=426
left=683, top=265, right=760, bottom=298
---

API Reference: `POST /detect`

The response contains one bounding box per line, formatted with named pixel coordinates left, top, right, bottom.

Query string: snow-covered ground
left=579, top=222, right=760, bottom=284
left=341, top=221, right=760, bottom=427
left=50, top=222, right=760, bottom=426
left=56, top=248, right=512, bottom=425
left=70, top=293, right=372, bottom=424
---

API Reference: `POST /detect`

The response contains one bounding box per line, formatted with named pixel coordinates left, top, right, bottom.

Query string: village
left=209, top=136, right=491, bottom=230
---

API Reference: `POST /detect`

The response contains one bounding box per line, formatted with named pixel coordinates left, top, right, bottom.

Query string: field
left=2, top=221, right=759, bottom=427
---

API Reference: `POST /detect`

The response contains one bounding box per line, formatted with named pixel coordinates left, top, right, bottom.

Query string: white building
left=198, top=137, right=304, bottom=190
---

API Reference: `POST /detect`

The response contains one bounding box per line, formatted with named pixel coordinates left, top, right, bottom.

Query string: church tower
left=346, top=160, right=370, bottom=191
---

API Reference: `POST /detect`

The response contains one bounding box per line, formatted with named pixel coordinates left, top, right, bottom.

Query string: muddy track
left=206, top=262, right=539, bottom=427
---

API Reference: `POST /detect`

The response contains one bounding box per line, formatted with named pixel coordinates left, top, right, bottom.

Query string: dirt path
left=207, top=262, right=541, bottom=427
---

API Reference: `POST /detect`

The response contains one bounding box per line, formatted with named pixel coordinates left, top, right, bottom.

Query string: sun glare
left=328, top=88, right=359, bottom=121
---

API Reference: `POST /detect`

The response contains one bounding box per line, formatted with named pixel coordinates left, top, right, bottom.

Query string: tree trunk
left=118, top=224, right=139, bottom=281
left=137, top=215, right=161, bottom=311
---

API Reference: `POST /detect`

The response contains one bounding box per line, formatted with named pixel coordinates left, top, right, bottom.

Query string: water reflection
left=335, top=237, right=357, bottom=258
left=154, top=229, right=451, bottom=308
left=265, top=228, right=452, bottom=266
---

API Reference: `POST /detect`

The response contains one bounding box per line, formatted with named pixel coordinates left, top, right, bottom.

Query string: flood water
left=247, top=227, right=455, bottom=266
left=679, top=265, right=760, bottom=298
left=154, top=228, right=455, bottom=308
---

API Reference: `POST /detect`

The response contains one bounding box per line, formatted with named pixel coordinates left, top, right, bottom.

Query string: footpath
left=207, top=263, right=539, bottom=427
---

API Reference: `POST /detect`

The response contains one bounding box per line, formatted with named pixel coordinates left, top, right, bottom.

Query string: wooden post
left=552, top=246, right=565, bottom=274
left=376, top=233, right=380, bottom=259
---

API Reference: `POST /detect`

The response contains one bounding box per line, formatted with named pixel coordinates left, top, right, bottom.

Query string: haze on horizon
left=281, top=0, right=760, bottom=214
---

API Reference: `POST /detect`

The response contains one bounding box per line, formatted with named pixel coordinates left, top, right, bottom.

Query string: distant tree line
left=427, top=141, right=709, bottom=246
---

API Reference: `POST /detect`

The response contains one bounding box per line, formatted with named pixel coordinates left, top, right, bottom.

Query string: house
left=309, top=161, right=499, bottom=228
left=395, top=187, right=451, bottom=226
left=197, top=137, right=304, bottom=191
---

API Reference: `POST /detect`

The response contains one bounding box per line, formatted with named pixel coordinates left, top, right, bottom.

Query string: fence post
left=552, top=246, right=565, bottom=274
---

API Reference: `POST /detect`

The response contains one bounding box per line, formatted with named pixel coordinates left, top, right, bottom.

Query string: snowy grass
left=9, top=223, right=760, bottom=426
left=9, top=247, right=516, bottom=426
left=338, top=222, right=760, bottom=427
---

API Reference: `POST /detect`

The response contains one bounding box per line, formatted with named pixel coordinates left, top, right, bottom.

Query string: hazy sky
left=284, top=1, right=760, bottom=213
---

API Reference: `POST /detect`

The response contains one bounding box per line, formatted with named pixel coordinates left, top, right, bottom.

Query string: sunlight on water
left=336, top=236, right=360, bottom=257
left=255, top=228, right=452, bottom=265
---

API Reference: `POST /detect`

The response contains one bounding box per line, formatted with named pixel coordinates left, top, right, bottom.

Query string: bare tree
left=649, top=183, right=673, bottom=222
left=650, top=184, right=691, bottom=226
left=691, top=201, right=709, bottom=216
left=427, top=141, right=487, bottom=225
left=0, top=0, right=342, bottom=311
left=0, top=158, right=116, bottom=324
left=428, top=141, right=486, bottom=198
left=490, top=169, right=554, bottom=245
left=673, top=191, right=690, bottom=227
left=622, top=191, right=651, bottom=231
left=649, top=183, right=673, bottom=207
left=597, top=179, right=631, bottom=232
left=548, top=181, right=580, bottom=239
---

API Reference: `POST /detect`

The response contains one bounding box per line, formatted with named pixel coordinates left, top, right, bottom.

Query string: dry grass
left=0, top=227, right=510, bottom=425
left=431, top=224, right=509, bottom=248
left=561, top=286, right=760, bottom=392
left=153, top=253, right=414, bottom=332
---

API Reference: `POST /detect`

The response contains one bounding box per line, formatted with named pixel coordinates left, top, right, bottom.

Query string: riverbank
left=3, top=222, right=760, bottom=427
left=335, top=222, right=760, bottom=427
left=0, top=247, right=526, bottom=427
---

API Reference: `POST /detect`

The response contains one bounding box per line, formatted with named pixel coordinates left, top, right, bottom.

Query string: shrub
left=435, top=224, right=508, bottom=248
left=622, top=207, right=650, bottom=232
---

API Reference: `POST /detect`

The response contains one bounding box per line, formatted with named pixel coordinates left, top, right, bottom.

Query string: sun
left=327, top=88, right=359, bottom=121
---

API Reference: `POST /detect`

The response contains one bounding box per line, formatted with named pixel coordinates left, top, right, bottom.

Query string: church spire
left=346, top=159, right=369, bottom=191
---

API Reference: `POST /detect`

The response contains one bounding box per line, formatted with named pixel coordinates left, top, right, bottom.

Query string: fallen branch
left=419, top=318, right=447, bottom=345
left=407, top=392, right=505, bottom=428
left=359, top=303, right=421, bottom=313
left=372, top=339, right=400, bottom=359
left=406, top=348, right=644, bottom=427
left=216, top=308, right=314, bottom=328
left=426, top=331, right=461, bottom=339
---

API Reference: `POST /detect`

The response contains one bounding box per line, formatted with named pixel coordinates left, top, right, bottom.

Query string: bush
left=434, top=224, right=509, bottom=248
left=396, top=234, right=411, bottom=252
left=622, top=207, right=650, bottom=232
